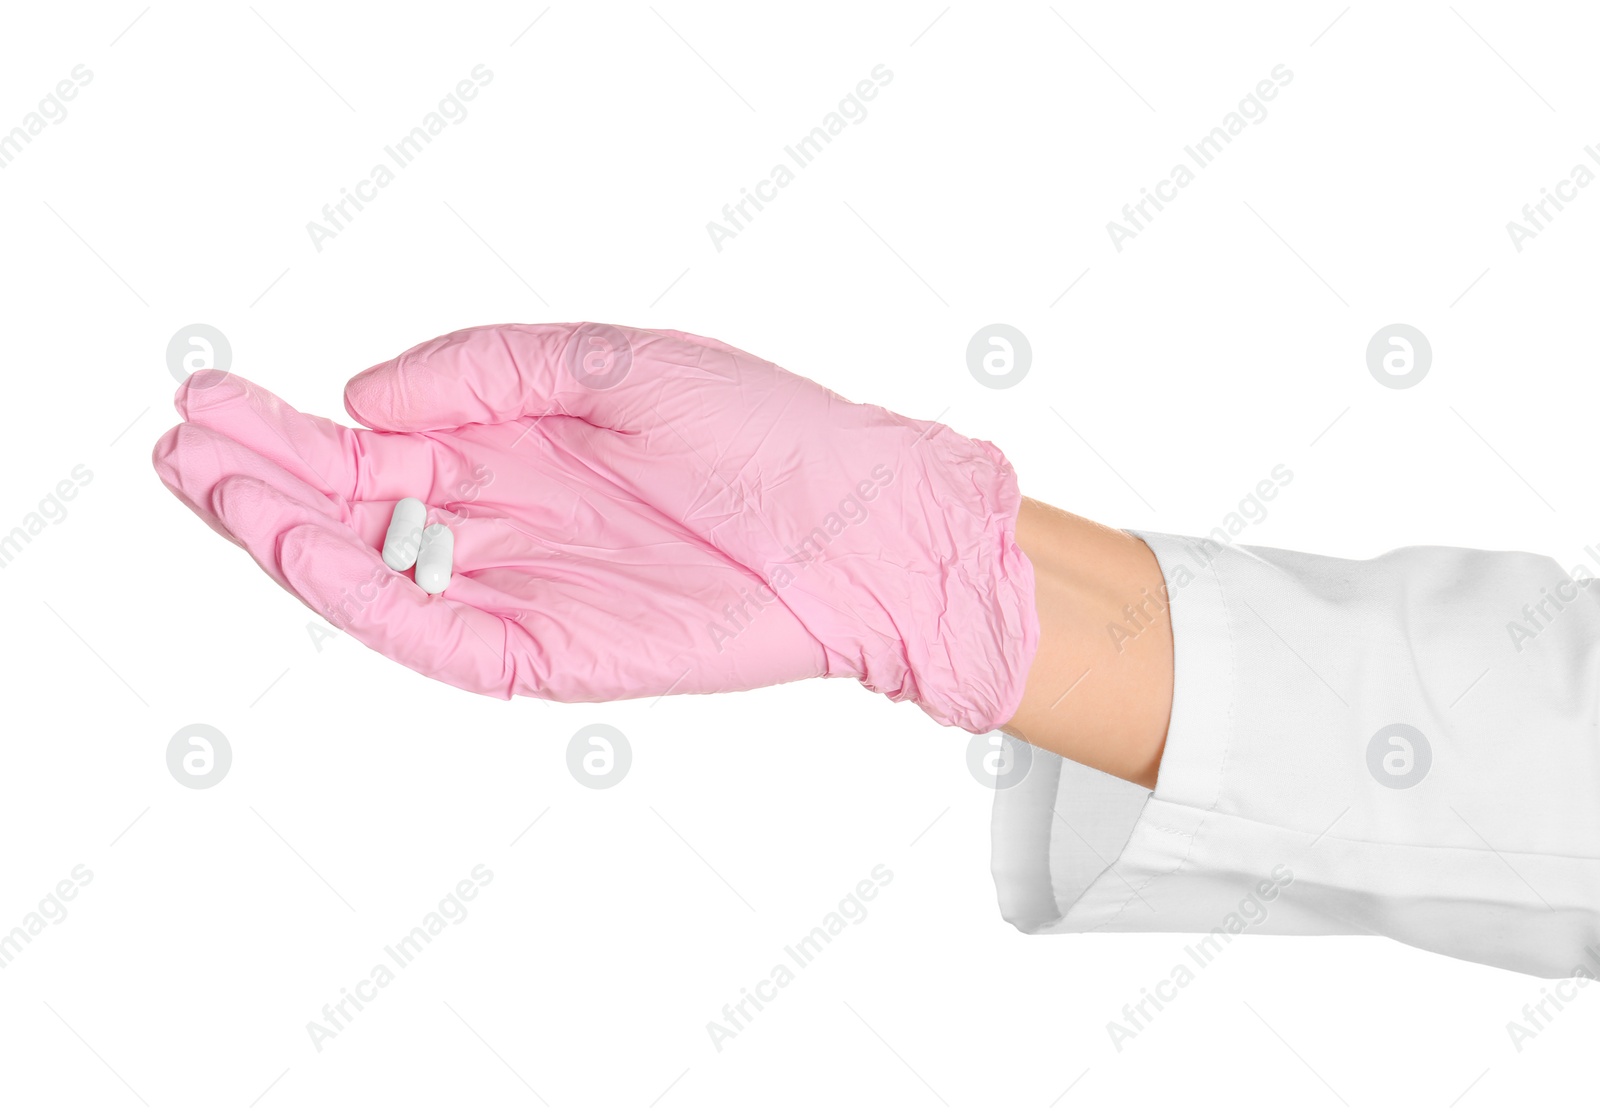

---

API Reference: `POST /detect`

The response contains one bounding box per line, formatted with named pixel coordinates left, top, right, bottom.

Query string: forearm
left=1002, top=497, right=1172, bottom=789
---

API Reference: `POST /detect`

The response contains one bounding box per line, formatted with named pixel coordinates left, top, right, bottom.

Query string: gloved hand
left=152, top=323, right=1037, bottom=732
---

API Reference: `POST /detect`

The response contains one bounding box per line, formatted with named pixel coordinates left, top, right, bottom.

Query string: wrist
left=1002, top=497, right=1173, bottom=789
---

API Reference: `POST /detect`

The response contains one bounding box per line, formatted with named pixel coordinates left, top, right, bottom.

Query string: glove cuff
left=897, top=432, right=1038, bottom=733
left=778, top=415, right=1039, bottom=733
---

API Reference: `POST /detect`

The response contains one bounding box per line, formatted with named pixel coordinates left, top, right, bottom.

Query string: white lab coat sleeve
left=991, top=528, right=1600, bottom=979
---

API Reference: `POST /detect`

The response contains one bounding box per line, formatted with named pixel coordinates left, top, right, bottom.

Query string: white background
left=1, top=1, right=1596, bottom=1110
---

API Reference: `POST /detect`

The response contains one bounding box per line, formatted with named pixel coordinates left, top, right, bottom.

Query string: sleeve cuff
left=992, top=528, right=1600, bottom=977
left=992, top=529, right=1354, bottom=937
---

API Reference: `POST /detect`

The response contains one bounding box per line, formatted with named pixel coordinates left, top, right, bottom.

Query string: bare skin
left=1002, top=497, right=1174, bottom=789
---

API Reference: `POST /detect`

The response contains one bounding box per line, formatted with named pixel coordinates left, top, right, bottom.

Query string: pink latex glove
left=152, top=323, right=1037, bottom=732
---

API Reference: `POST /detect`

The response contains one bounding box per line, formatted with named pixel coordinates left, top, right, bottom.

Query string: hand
left=152, top=323, right=1036, bottom=731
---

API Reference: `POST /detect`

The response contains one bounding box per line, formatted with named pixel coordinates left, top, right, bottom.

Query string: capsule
left=382, top=497, right=427, bottom=571
left=415, top=523, right=454, bottom=595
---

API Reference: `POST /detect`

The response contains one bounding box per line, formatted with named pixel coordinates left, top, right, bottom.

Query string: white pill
left=415, top=523, right=454, bottom=595
left=382, top=497, right=427, bottom=571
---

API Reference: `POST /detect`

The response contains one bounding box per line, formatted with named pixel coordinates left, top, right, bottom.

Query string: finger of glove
left=175, top=370, right=440, bottom=505
left=647, top=327, right=781, bottom=370
left=207, top=473, right=352, bottom=598
left=219, top=478, right=520, bottom=699
left=343, top=322, right=783, bottom=437
left=153, top=420, right=346, bottom=550
left=281, top=523, right=518, bottom=699
left=151, top=424, right=236, bottom=546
